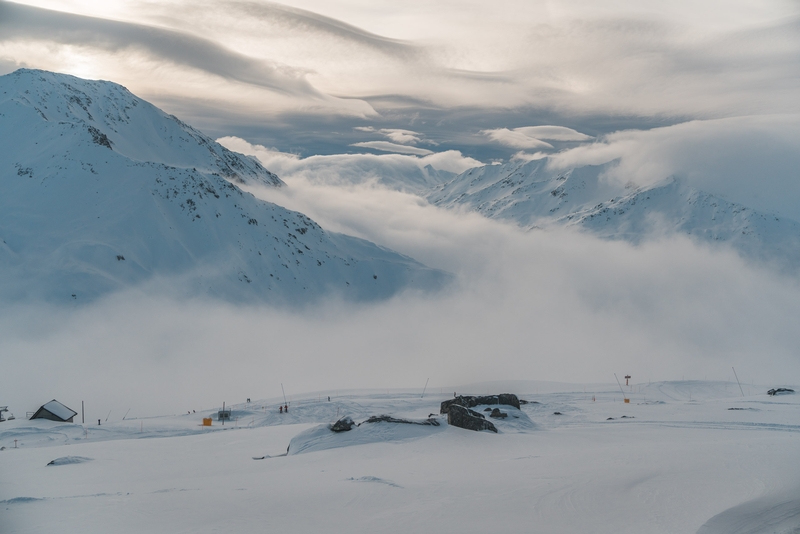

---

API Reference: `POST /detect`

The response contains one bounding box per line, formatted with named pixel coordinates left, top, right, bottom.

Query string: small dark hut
left=30, top=400, right=77, bottom=422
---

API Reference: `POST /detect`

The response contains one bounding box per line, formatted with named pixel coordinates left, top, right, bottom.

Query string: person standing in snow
left=284, top=404, right=288, bottom=413
left=279, top=405, right=283, bottom=414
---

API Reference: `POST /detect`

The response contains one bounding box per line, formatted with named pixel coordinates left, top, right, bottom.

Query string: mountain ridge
left=0, top=69, right=449, bottom=304
left=428, top=159, right=800, bottom=272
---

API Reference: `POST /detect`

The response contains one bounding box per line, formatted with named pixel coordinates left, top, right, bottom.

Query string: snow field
left=2, top=382, right=799, bottom=533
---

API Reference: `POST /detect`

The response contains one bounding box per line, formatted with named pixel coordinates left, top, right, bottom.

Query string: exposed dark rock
left=606, top=417, right=615, bottom=420
left=490, top=408, right=508, bottom=419
left=440, top=393, right=521, bottom=414
left=553, top=412, right=562, bottom=415
left=362, top=415, right=440, bottom=426
left=330, top=416, right=356, bottom=432
left=47, top=456, right=93, bottom=466
left=620, top=416, right=634, bottom=419
left=447, top=404, right=497, bottom=433
left=87, top=125, right=112, bottom=149
left=483, top=408, right=492, bottom=412
left=767, top=388, right=795, bottom=396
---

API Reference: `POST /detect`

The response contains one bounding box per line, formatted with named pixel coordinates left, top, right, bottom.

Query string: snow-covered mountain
left=429, top=159, right=800, bottom=271
left=0, top=69, right=448, bottom=303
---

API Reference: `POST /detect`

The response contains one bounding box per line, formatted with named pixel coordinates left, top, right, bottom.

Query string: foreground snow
left=2, top=381, right=799, bottom=533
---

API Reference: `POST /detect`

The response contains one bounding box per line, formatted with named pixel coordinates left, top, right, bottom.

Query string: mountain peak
left=2, top=68, right=282, bottom=188
left=0, top=70, right=449, bottom=303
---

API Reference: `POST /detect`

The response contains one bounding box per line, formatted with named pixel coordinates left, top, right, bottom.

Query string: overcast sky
left=2, top=0, right=799, bottom=416
left=2, top=0, right=798, bottom=156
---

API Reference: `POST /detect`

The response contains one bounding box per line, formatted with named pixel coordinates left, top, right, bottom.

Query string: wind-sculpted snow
left=0, top=69, right=449, bottom=303
left=429, top=159, right=800, bottom=272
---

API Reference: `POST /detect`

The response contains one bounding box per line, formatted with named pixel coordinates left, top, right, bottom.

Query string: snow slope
left=429, top=159, right=800, bottom=271
left=0, top=69, right=448, bottom=303
left=1, top=382, right=798, bottom=533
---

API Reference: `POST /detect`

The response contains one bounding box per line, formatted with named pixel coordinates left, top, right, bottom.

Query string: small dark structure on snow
left=30, top=400, right=77, bottom=422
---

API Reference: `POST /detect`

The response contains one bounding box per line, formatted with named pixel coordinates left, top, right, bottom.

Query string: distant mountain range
left=429, top=159, right=800, bottom=272
left=0, top=69, right=448, bottom=304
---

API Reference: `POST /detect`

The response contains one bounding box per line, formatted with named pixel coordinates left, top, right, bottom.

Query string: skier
left=284, top=404, right=288, bottom=413
left=279, top=405, right=283, bottom=414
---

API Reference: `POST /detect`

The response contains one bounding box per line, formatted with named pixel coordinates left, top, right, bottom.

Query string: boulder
left=440, top=393, right=521, bottom=414
left=767, top=388, right=795, bottom=396
left=330, top=416, right=356, bottom=432
left=447, top=404, right=497, bottom=433
left=489, top=408, right=507, bottom=419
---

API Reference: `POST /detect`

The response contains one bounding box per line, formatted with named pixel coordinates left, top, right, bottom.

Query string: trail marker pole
left=421, top=378, right=429, bottom=399
left=281, top=383, right=287, bottom=406
left=614, top=373, right=628, bottom=402
left=732, top=367, right=745, bottom=397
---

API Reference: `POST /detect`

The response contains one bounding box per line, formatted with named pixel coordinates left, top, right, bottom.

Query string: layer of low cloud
left=515, top=126, right=593, bottom=142
left=547, top=115, right=800, bottom=221
left=351, top=141, right=433, bottom=156
left=218, top=136, right=482, bottom=188
left=3, top=175, right=799, bottom=419
left=482, top=128, right=555, bottom=150
left=354, top=127, right=428, bottom=145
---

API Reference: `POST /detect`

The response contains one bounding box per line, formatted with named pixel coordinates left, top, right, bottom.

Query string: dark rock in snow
left=330, top=417, right=356, bottom=432
left=483, top=408, right=492, bottom=412
left=447, top=404, right=497, bottom=433
left=767, top=388, right=795, bottom=396
left=362, top=415, right=440, bottom=426
left=440, top=393, right=521, bottom=414
left=490, top=408, right=508, bottom=419
left=553, top=412, right=562, bottom=415
left=47, top=456, right=93, bottom=466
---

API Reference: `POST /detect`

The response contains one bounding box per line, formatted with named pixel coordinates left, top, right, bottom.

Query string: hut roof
left=39, top=400, right=77, bottom=421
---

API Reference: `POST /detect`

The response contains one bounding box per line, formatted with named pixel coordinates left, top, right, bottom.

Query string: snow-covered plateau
left=429, top=160, right=800, bottom=272
left=0, top=69, right=448, bottom=304
left=1, top=381, right=799, bottom=533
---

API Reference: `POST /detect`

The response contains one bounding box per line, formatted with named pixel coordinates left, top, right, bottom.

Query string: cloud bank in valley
left=546, top=115, right=800, bottom=221
left=3, top=175, right=799, bottom=419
